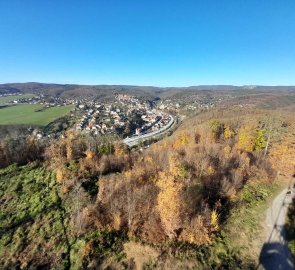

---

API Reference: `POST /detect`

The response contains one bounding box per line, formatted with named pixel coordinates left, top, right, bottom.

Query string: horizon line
left=1, top=81, right=295, bottom=88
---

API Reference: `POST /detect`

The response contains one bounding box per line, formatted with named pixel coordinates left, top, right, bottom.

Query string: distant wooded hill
left=1, top=82, right=295, bottom=101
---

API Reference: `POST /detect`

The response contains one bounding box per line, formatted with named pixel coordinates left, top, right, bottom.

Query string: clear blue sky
left=0, top=0, right=295, bottom=86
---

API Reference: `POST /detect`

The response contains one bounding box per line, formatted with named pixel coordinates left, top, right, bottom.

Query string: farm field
left=0, top=94, right=36, bottom=104
left=0, top=104, right=75, bottom=126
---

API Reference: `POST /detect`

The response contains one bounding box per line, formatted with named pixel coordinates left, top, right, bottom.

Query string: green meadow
left=0, top=94, right=36, bottom=105
left=0, top=104, right=75, bottom=126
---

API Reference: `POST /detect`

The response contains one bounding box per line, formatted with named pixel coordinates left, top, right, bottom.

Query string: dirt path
left=258, top=187, right=294, bottom=270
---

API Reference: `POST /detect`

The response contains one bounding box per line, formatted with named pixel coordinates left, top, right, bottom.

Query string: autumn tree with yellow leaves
left=237, top=126, right=256, bottom=151
left=224, top=125, right=234, bottom=139
left=156, top=155, right=184, bottom=238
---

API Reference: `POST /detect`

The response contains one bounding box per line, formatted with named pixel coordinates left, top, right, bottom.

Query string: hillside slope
left=0, top=107, right=294, bottom=269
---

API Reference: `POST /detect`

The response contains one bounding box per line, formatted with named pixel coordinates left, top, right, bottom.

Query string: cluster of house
left=29, top=96, right=77, bottom=107
left=2, top=93, right=79, bottom=107
left=0, top=93, right=38, bottom=104
left=116, top=94, right=150, bottom=111
left=0, top=93, right=25, bottom=98
left=75, top=94, right=172, bottom=137
left=75, top=104, right=125, bottom=135
left=158, top=99, right=216, bottom=112
left=157, top=95, right=232, bottom=112
left=139, top=112, right=171, bottom=134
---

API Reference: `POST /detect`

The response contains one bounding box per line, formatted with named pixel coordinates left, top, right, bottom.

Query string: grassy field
left=0, top=163, right=125, bottom=269
left=0, top=104, right=75, bottom=126
left=0, top=94, right=36, bottom=105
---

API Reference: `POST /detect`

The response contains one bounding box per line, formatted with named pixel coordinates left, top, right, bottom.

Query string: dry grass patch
left=123, top=241, right=159, bottom=269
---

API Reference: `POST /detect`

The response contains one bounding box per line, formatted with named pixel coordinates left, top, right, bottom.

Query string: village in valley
left=0, top=90, right=237, bottom=141
left=0, top=92, right=177, bottom=139
left=74, top=94, right=173, bottom=137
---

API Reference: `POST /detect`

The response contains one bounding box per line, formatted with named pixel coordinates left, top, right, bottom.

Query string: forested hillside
left=0, top=107, right=294, bottom=269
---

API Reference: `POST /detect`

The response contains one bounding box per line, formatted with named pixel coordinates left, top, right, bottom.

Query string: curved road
left=259, top=187, right=294, bottom=270
left=123, top=115, right=175, bottom=147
